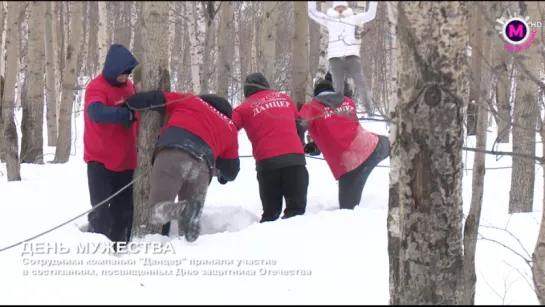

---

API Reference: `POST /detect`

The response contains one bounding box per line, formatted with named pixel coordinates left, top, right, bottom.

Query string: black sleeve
left=215, top=157, right=240, bottom=183
left=125, top=90, right=166, bottom=114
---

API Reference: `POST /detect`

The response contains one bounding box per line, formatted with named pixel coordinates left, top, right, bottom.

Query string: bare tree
left=528, top=1, right=545, bottom=302
left=387, top=2, right=468, bottom=304
left=97, top=1, right=107, bottom=68
left=199, top=1, right=218, bottom=94
left=260, top=1, right=279, bottom=87
left=291, top=1, right=309, bottom=109
left=2, top=1, right=22, bottom=181
left=186, top=1, right=202, bottom=94
left=131, top=1, right=170, bottom=238
left=217, top=1, right=234, bottom=98
left=21, top=1, right=45, bottom=164
left=132, top=1, right=143, bottom=62
left=45, top=1, right=57, bottom=146
left=0, top=2, right=6, bottom=162
left=53, top=1, right=83, bottom=163
left=491, top=2, right=513, bottom=143
left=114, top=1, right=132, bottom=48
left=462, top=4, right=488, bottom=304
left=508, top=3, right=540, bottom=214
left=386, top=2, right=397, bottom=115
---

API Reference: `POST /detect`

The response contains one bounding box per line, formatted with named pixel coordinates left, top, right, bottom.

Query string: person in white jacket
left=308, top=1, right=377, bottom=116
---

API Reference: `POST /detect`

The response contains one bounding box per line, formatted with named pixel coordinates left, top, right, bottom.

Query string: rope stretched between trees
left=0, top=149, right=520, bottom=253
left=0, top=168, right=152, bottom=253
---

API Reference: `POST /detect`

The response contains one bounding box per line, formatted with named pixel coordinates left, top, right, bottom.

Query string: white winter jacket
left=308, top=1, right=378, bottom=60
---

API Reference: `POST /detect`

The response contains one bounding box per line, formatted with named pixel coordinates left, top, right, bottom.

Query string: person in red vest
left=83, top=44, right=140, bottom=244
left=122, top=91, right=240, bottom=242
left=300, top=79, right=389, bottom=210
left=232, top=73, right=309, bottom=222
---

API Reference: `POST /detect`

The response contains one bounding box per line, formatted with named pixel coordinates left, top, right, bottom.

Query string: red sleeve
left=219, top=133, right=239, bottom=159
left=299, top=103, right=311, bottom=120
left=163, top=92, right=193, bottom=115
left=232, top=106, right=244, bottom=130
left=84, top=82, right=107, bottom=107
left=287, top=96, right=301, bottom=118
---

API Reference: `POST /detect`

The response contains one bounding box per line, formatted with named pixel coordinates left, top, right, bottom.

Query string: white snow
left=0, top=102, right=541, bottom=304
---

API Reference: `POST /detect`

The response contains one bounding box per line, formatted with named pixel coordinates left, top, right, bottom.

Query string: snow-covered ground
left=0, top=103, right=541, bottom=304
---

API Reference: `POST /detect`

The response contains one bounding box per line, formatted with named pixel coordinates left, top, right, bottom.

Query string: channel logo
left=495, top=11, right=541, bottom=52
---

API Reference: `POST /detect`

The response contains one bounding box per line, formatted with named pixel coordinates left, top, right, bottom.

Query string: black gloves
left=217, top=176, right=228, bottom=185
left=121, top=104, right=137, bottom=129
left=125, top=90, right=166, bottom=113
left=304, top=142, right=321, bottom=156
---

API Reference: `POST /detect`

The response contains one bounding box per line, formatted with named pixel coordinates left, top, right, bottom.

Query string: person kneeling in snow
left=299, top=80, right=389, bottom=210
left=123, top=92, right=240, bottom=242
left=232, top=73, right=309, bottom=223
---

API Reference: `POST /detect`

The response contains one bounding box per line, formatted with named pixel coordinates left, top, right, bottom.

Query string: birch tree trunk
left=2, top=1, right=21, bottom=181
left=20, top=1, right=45, bottom=164
left=462, top=4, right=487, bottom=304
left=186, top=1, right=201, bottom=94
left=114, top=1, right=131, bottom=48
left=387, top=2, right=468, bottom=304
left=508, top=3, right=540, bottom=214
left=97, top=1, right=108, bottom=68
left=200, top=1, right=216, bottom=94
left=260, top=1, right=278, bottom=87
left=217, top=1, right=234, bottom=98
left=45, top=1, right=57, bottom=146
left=291, top=1, right=309, bottom=109
left=53, top=1, right=83, bottom=164
left=492, top=2, right=512, bottom=143
left=0, top=2, right=5, bottom=161
left=386, top=2, right=397, bottom=116
left=168, top=1, right=175, bottom=81
left=314, top=1, right=329, bottom=84
left=132, top=1, right=143, bottom=62
left=532, top=3, right=545, bottom=304
left=131, top=1, right=170, bottom=239
left=173, top=2, right=184, bottom=91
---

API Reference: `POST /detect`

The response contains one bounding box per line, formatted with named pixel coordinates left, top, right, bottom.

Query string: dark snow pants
left=257, top=165, right=309, bottom=222
left=329, top=55, right=373, bottom=115
left=338, top=135, right=390, bottom=210
left=87, top=162, right=134, bottom=243
left=147, top=148, right=210, bottom=237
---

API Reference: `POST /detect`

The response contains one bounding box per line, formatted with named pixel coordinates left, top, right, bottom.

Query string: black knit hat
left=199, top=94, right=233, bottom=119
left=313, top=80, right=335, bottom=97
left=243, top=73, right=270, bottom=99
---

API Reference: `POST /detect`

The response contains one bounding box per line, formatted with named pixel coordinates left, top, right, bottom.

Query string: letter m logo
left=508, top=24, right=524, bottom=38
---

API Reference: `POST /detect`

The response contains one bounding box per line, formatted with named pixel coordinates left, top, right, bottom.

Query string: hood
left=243, top=72, right=270, bottom=99
left=332, top=1, right=348, bottom=8
left=314, top=91, right=345, bottom=108
left=102, top=44, right=139, bottom=87
left=199, top=94, right=233, bottom=119
left=313, top=79, right=345, bottom=108
left=326, top=1, right=354, bottom=18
